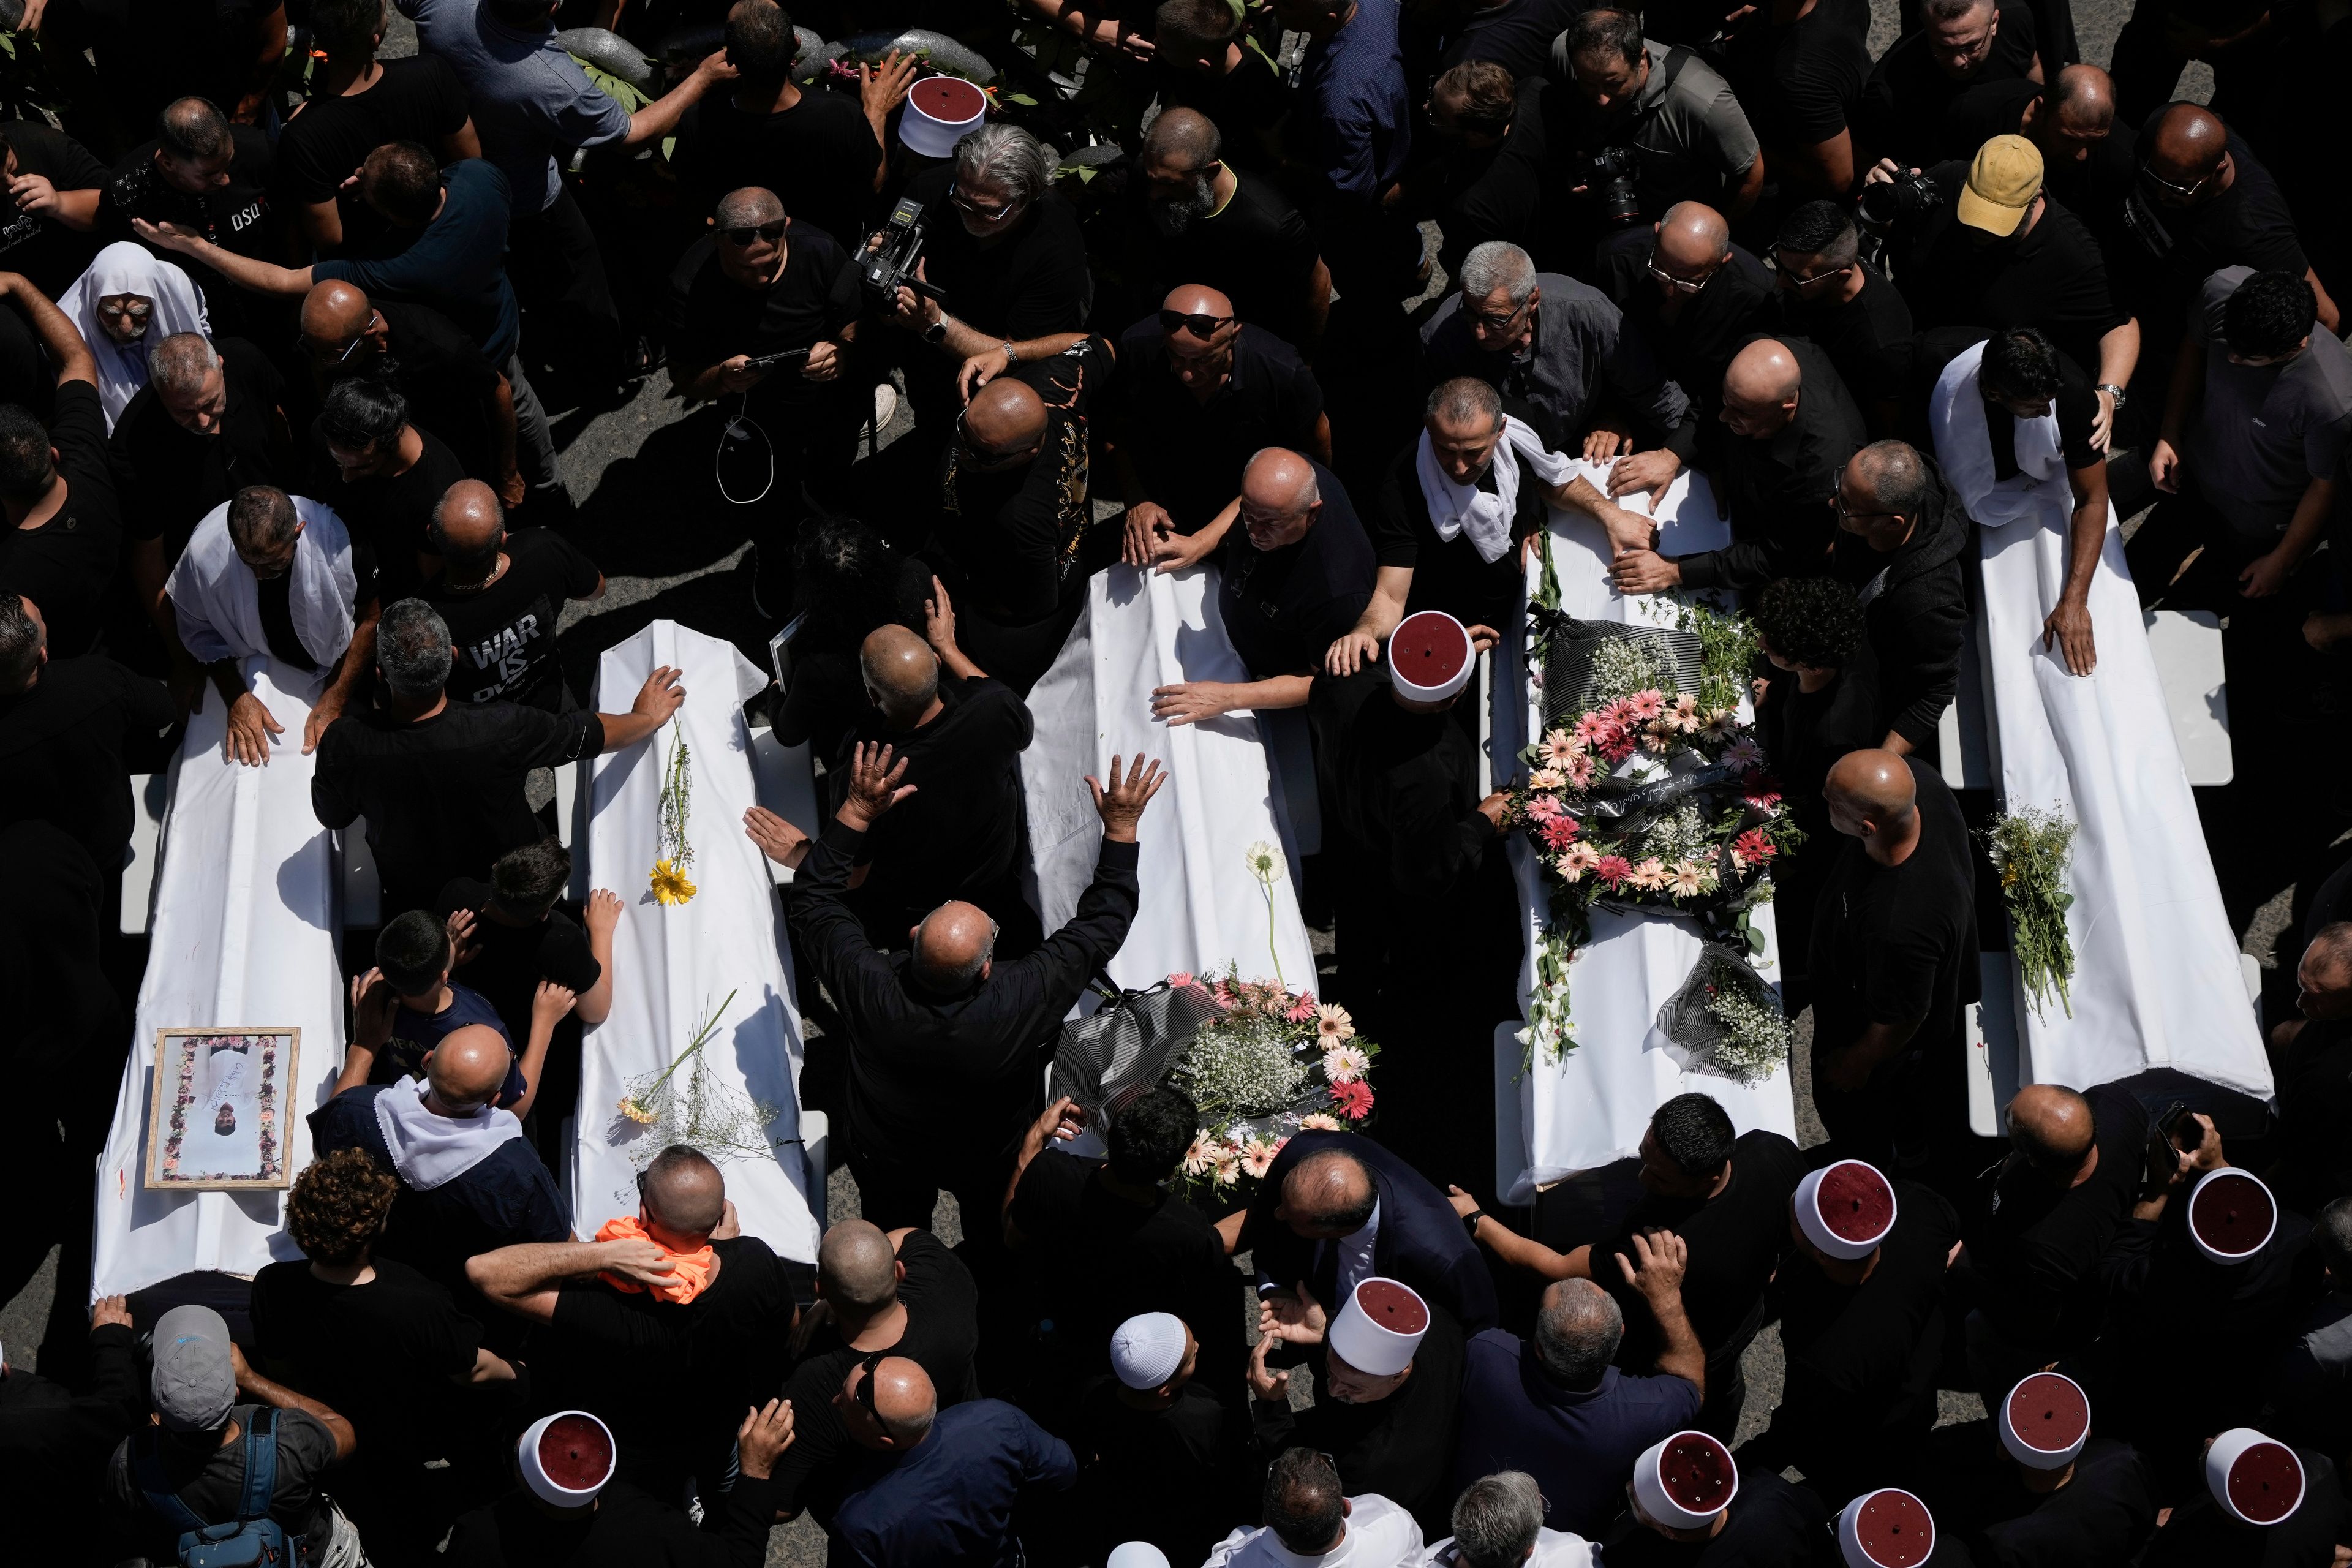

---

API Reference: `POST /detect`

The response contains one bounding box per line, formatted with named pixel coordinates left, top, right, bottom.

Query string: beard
left=1148, top=173, right=1219, bottom=236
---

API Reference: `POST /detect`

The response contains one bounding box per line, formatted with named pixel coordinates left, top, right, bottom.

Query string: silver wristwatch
left=2097, top=383, right=2129, bottom=408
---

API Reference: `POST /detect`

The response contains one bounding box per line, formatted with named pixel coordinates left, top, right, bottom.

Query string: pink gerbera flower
left=1541, top=728, right=1585, bottom=763
left=1329, top=1078, right=1376, bottom=1121
left=1735, top=828, right=1776, bottom=864
left=1168, top=971, right=1196, bottom=989
left=1564, top=751, right=1597, bottom=786
left=1574, top=711, right=1613, bottom=746
left=1526, top=793, right=1564, bottom=822
left=1540, top=814, right=1581, bottom=850
left=1627, top=689, right=1665, bottom=720
left=1558, top=842, right=1602, bottom=881
left=1600, top=733, right=1637, bottom=765
left=1286, top=995, right=1318, bottom=1023
left=1595, top=854, right=1635, bottom=886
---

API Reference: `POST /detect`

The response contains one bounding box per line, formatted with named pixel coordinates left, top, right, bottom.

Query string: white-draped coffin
left=1025, top=563, right=1317, bottom=993
left=92, top=658, right=347, bottom=1298
left=1930, top=345, right=2271, bottom=1100
left=1495, top=467, right=1798, bottom=1202
left=577, top=621, right=821, bottom=1263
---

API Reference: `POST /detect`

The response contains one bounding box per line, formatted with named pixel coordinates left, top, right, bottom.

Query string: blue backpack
left=131, top=1407, right=302, bottom=1567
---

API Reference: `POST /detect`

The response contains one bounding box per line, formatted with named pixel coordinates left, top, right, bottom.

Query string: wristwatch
left=2097, top=383, right=2130, bottom=408
left=1000, top=340, right=1020, bottom=364
left=1461, top=1207, right=1487, bottom=1234
left=922, top=317, right=948, bottom=346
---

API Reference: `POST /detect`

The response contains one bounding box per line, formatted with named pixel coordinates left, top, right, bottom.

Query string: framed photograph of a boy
left=145, top=1028, right=300, bottom=1191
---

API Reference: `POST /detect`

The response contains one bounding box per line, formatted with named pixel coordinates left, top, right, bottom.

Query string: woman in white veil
left=58, top=241, right=209, bottom=429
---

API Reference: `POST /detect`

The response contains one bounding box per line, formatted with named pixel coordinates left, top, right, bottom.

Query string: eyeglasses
left=1766, top=253, right=1852, bottom=291
left=1469, top=298, right=1533, bottom=332
left=2138, top=162, right=2211, bottom=200
left=1644, top=250, right=1712, bottom=293
left=1158, top=307, right=1234, bottom=341
left=98, top=299, right=152, bottom=318
left=300, top=310, right=381, bottom=364
left=949, top=184, right=1018, bottom=222
left=718, top=221, right=787, bottom=246
left=851, top=1349, right=887, bottom=1415
left=1828, top=464, right=1899, bottom=524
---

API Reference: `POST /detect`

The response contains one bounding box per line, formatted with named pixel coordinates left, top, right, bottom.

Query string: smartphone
left=743, top=346, right=813, bottom=371
left=2144, top=1100, right=2193, bottom=1189
left=768, top=611, right=808, bottom=692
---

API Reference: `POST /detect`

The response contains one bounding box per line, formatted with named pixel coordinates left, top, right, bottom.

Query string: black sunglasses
left=852, top=1349, right=888, bottom=1415
left=718, top=221, right=787, bottom=246
left=1158, top=308, right=1234, bottom=341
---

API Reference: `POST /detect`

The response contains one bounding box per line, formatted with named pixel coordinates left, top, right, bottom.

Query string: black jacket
left=1683, top=336, right=1866, bottom=591
left=788, top=817, right=1139, bottom=1184
left=1833, top=454, right=1972, bottom=750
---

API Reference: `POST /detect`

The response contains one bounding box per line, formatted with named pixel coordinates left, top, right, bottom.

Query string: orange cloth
left=595, top=1214, right=717, bottom=1304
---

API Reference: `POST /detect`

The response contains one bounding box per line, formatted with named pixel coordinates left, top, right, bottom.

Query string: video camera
left=861, top=197, right=948, bottom=307
left=1572, top=145, right=1646, bottom=227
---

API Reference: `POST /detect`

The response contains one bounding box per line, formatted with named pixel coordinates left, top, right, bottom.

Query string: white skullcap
left=2187, top=1167, right=2278, bottom=1264
left=519, top=1411, right=616, bottom=1507
left=1109, top=1312, right=1188, bottom=1391
left=1327, top=1277, right=1430, bottom=1378
left=1388, top=611, right=1475, bottom=703
left=1796, top=1161, right=1897, bottom=1262
left=900, top=77, right=988, bottom=160
left=1107, top=1546, right=1173, bottom=1568
left=2000, top=1372, right=2089, bottom=1470
left=1632, top=1430, right=1738, bottom=1529
left=2206, top=1428, right=2305, bottom=1526
left=1837, top=1488, right=1934, bottom=1568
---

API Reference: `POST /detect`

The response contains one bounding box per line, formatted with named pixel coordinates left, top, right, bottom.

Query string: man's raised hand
left=839, top=741, right=916, bottom=830
left=1087, top=752, right=1166, bottom=843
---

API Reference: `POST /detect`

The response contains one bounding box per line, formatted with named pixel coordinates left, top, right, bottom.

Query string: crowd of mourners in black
left=2, top=0, right=2352, bottom=1562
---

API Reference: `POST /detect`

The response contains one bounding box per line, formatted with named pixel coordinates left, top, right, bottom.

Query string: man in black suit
left=1221, top=1132, right=1499, bottom=1335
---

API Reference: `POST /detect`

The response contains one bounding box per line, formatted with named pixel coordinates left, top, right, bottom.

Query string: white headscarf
left=1928, top=339, right=2066, bottom=533
left=166, top=495, right=358, bottom=671
left=373, top=1076, right=524, bottom=1191
left=1414, top=413, right=1575, bottom=562
left=59, top=241, right=211, bottom=429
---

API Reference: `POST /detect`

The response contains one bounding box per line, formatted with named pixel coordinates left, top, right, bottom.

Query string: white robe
left=167, top=496, right=359, bottom=673
left=1928, top=342, right=2269, bottom=1098
left=1202, top=1495, right=1424, bottom=1568
left=59, top=241, right=210, bottom=429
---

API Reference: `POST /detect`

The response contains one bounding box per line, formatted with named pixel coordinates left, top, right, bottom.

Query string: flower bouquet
left=614, top=990, right=782, bottom=1167
left=1985, top=807, right=2077, bottom=1017
left=1511, top=601, right=1800, bottom=1065
left=649, top=719, right=697, bottom=906
left=1170, top=971, right=1378, bottom=1202
left=1656, top=944, right=1794, bottom=1083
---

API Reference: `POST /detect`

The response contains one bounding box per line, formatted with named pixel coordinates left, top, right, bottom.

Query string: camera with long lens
left=860, top=197, right=947, bottom=306
left=1574, top=145, right=1646, bottom=227
left=1858, top=168, right=1942, bottom=230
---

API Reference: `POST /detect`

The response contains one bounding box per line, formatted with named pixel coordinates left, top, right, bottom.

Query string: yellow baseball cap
left=1956, top=135, right=2044, bottom=236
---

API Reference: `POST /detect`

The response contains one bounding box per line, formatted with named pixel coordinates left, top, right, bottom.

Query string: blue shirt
left=398, top=0, right=633, bottom=213
left=1453, top=1329, right=1702, bottom=1537
left=378, top=980, right=526, bottom=1109
left=315, top=160, right=522, bottom=366
left=828, top=1400, right=1076, bottom=1568
left=1301, top=0, right=1412, bottom=202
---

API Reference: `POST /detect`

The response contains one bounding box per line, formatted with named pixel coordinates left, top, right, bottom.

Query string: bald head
left=1242, top=448, right=1319, bottom=513
left=816, top=1219, right=902, bottom=1314
left=2150, top=104, right=2228, bottom=179
left=845, top=1355, right=937, bottom=1449
left=642, top=1145, right=726, bottom=1238
left=2049, top=64, right=2113, bottom=128
left=429, top=480, right=504, bottom=571
left=714, top=186, right=785, bottom=231
left=1142, top=106, right=1220, bottom=170
left=1721, top=339, right=1803, bottom=437
left=1163, top=283, right=1234, bottom=321
left=963, top=378, right=1047, bottom=460
left=913, top=900, right=996, bottom=993
left=1825, top=748, right=1918, bottom=835
left=2005, top=1084, right=2095, bottom=1175
left=301, top=280, right=373, bottom=342
left=1280, top=1148, right=1376, bottom=1235
left=1656, top=202, right=1731, bottom=268
left=859, top=624, right=939, bottom=725
left=426, top=1024, right=512, bottom=1111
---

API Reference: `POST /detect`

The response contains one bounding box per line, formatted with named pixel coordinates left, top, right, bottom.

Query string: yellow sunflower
left=650, top=859, right=698, bottom=905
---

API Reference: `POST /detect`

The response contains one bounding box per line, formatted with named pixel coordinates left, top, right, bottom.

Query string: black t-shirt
left=1010, top=1148, right=1247, bottom=1387
left=255, top=537, right=378, bottom=675
left=435, top=875, right=601, bottom=1044
left=0, top=122, right=108, bottom=296
left=1904, top=178, right=2123, bottom=393
left=1597, top=1131, right=1803, bottom=1368
left=1594, top=1464, right=1830, bottom=1567
left=1367, top=436, right=1545, bottom=631
left=0, top=653, right=175, bottom=870
left=1602, top=239, right=1777, bottom=412
left=311, top=424, right=467, bottom=603
left=1966, top=1084, right=2146, bottom=1351
left=1863, top=0, right=2040, bottom=166
left=426, top=529, right=603, bottom=712
left=1129, top=170, right=1323, bottom=348
left=104, top=129, right=276, bottom=263
left=1715, top=0, right=1872, bottom=151
left=1916, top=1432, right=2160, bottom=1568
left=1808, top=758, right=1977, bottom=1060
left=1438, top=0, right=1586, bottom=84
left=1685, top=333, right=1863, bottom=591
left=277, top=55, right=471, bottom=256
left=919, top=186, right=1093, bottom=342
left=2124, top=129, right=2311, bottom=301
left=1073, top=1377, right=1252, bottom=1568
left=1765, top=1180, right=1959, bottom=1487
left=1778, top=263, right=1915, bottom=411
left=1218, top=460, right=1378, bottom=678
left=1437, top=81, right=1549, bottom=278
left=112, top=337, right=295, bottom=562
left=310, top=701, right=606, bottom=908
left=1757, top=638, right=1882, bottom=832
left=1109, top=318, right=1326, bottom=531
left=0, top=380, right=121, bottom=657
left=841, top=673, right=1034, bottom=918
left=543, top=1236, right=799, bottom=1485
left=771, top=1229, right=982, bottom=1521
left=249, top=1254, right=483, bottom=1461
left=671, top=88, right=880, bottom=251
left=330, top=300, right=507, bottom=483
left=1986, top=345, right=2100, bottom=480
left=935, top=336, right=1112, bottom=626
left=660, top=225, right=862, bottom=414
left=1154, top=48, right=1292, bottom=171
